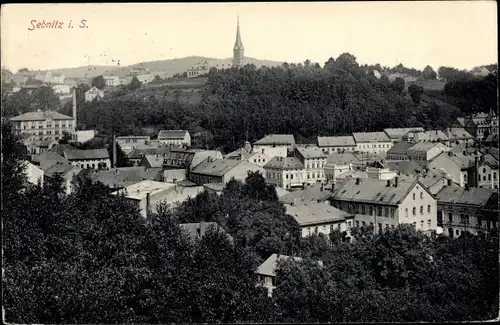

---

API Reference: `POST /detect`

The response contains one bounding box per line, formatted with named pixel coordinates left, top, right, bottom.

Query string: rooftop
left=31, top=151, right=68, bottom=171
left=408, top=142, right=446, bottom=152
left=384, top=127, right=425, bottom=139
left=386, top=160, right=424, bottom=175
left=436, top=184, right=495, bottom=206
left=10, top=110, right=74, bottom=122
left=443, top=127, right=474, bottom=140
left=253, top=134, right=295, bottom=146
left=387, top=141, right=414, bottom=155
left=280, top=182, right=335, bottom=205
left=256, top=254, right=303, bottom=277
left=317, top=135, right=356, bottom=147
left=203, top=183, right=226, bottom=192
left=190, top=158, right=241, bottom=177
left=352, top=132, right=391, bottom=143
left=81, top=166, right=163, bottom=189
left=325, top=152, right=360, bottom=165
left=111, top=180, right=175, bottom=200
left=44, top=161, right=81, bottom=178
left=285, top=201, right=352, bottom=226
left=264, top=156, right=304, bottom=170
left=158, top=130, right=189, bottom=139
left=295, top=146, right=327, bottom=159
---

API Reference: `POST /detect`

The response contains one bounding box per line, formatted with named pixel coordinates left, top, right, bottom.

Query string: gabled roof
left=127, top=146, right=171, bottom=159
left=253, top=134, right=295, bottom=146
left=10, top=110, right=73, bottom=121
left=264, top=156, right=304, bottom=170
left=111, top=180, right=175, bottom=200
left=443, top=128, right=474, bottom=140
left=332, top=177, right=421, bottom=206
left=436, top=184, right=495, bottom=207
left=81, top=166, right=163, bottom=188
left=158, top=130, right=189, bottom=140
left=414, top=130, right=449, bottom=142
left=325, top=152, right=360, bottom=165
left=31, top=151, right=68, bottom=171
left=480, top=154, right=499, bottom=169
left=317, top=135, right=356, bottom=147
left=387, top=141, right=413, bottom=156
left=285, top=202, right=352, bottom=227
left=256, top=254, right=303, bottom=277
left=295, top=146, right=327, bottom=159
left=63, top=148, right=109, bottom=160
left=384, top=127, right=425, bottom=139
left=141, top=154, right=164, bottom=168
left=386, top=160, right=424, bottom=175
left=408, top=142, right=446, bottom=152
left=280, top=182, right=336, bottom=204
left=190, top=158, right=241, bottom=177
left=44, top=161, right=81, bottom=178
left=352, top=132, right=391, bottom=143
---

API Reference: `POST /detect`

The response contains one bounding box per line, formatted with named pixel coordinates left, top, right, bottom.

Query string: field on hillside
left=407, top=79, right=447, bottom=91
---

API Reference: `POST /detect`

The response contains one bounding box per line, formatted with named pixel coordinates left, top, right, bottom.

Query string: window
left=330, top=225, right=334, bottom=232
left=369, top=206, right=373, bottom=215
left=420, top=206, right=423, bottom=215
left=384, top=207, right=389, bottom=218
left=488, top=174, right=492, bottom=181
left=483, top=176, right=486, bottom=181
left=413, top=207, right=416, bottom=216
left=361, top=205, right=366, bottom=214
left=377, top=206, right=382, bottom=216
left=427, top=220, right=431, bottom=228
left=378, top=223, right=383, bottom=233
left=413, top=222, right=417, bottom=229
left=347, top=221, right=352, bottom=229
left=314, top=227, right=318, bottom=235
left=448, top=213, right=453, bottom=222
left=413, top=193, right=416, bottom=200
left=405, top=208, right=408, bottom=218
left=290, top=174, right=294, bottom=180
left=286, top=174, right=289, bottom=179
left=420, top=220, right=424, bottom=229
left=427, top=205, right=431, bottom=213
left=483, top=168, right=487, bottom=173
left=420, top=192, right=423, bottom=199
left=355, top=220, right=360, bottom=227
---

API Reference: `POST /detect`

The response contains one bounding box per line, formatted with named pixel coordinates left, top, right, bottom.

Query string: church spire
left=234, top=14, right=244, bottom=50
left=233, top=14, right=244, bottom=68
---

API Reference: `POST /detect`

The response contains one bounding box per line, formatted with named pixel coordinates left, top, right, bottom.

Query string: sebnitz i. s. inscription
left=28, top=20, right=88, bottom=31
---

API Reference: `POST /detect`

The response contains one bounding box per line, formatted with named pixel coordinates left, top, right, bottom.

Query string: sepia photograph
left=1, top=1, right=499, bottom=323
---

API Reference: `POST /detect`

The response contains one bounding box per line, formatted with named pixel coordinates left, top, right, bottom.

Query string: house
left=386, top=141, right=414, bottom=161
left=243, top=152, right=272, bottom=168
left=463, top=112, right=498, bottom=141
left=35, top=71, right=52, bottom=83
left=74, top=130, right=96, bottom=143
left=51, top=144, right=111, bottom=169
left=256, top=254, right=323, bottom=297
left=162, top=148, right=223, bottom=170
left=323, top=152, right=360, bottom=182
left=80, top=166, right=163, bottom=191
left=136, top=74, right=154, bottom=84
left=385, top=160, right=425, bottom=176
left=189, top=158, right=264, bottom=185
left=427, top=151, right=476, bottom=187
left=186, top=60, right=211, bottom=78
left=10, top=110, right=75, bottom=142
left=365, top=167, right=398, bottom=180
left=51, top=84, right=71, bottom=94
left=279, top=182, right=336, bottom=205
left=44, top=161, right=82, bottom=194
left=263, top=156, right=304, bottom=190
left=330, top=177, right=438, bottom=235
left=30, top=151, right=69, bottom=171
left=352, top=132, right=392, bottom=154
left=476, top=154, right=499, bottom=190
left=111, top=180, right=177, bottom=218
left=436, top=184, right=497, bottom=238
left=84, top=86, right=104, bottom=102
left=471, top=66, right=490, bottom=77
left=397, top=169, right=456, bottom=195
left=116, top=135, right=152, bottom=151
left=406, top=142, right=450, bottom=162
left=23, top=160, right=44, bottom=186
left=443, top=127, right=475, bottom=146
left=203, top=183, right=225, bottom=195
left=179, top=222, right=233, bottom=242
left=410, top=130, right=449, bottom=146
left=51, top=73, right=65, bottom=84
left=294, top=146, right=327, bottom=185
left=139, top=154, right=164, bottom=169
left=317, top=135, right=357, bottom=154
left=158, top=130, right=191, bottom=146
left=103, top=76, right=120, bottom=87
left=252, top=134, right=295, bottom=158
left=163, top=169, right=188, bottom=183
left=384, top=127, right=425, bottom=143
left=126, top=146, right=171, bottom=166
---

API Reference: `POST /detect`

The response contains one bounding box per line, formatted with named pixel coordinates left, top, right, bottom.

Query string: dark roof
left=64, top=148, right=109, bottom=160
left=264, top=156, right=304, bottom=170
left=10, top=110, right=73, bottom=121
left=126, top=146, right=171, bottom=159
left=253, top=134, right=295, bottom=146
left=386, top=141, right=413, bottom=156
left=317, top=136, right=356, bottom=147
left=436, top=185, right=495, bottom=207
left=352, top=132, right=391, bottom=143
left=158, top=130, right=189, bottom=139
left=325, top=152, right=359, bottom=165
left=384, top=127, right=425, bottom=139
left=386, top=160, right=424, bottom=175
left=190, top=159, right=241, bottom=177
left=295, top=146, right=327, bottom=159
left=80, top=166, right=162, bottom=188
left=31, top=151, right=68, bottom=171
left=44, top=161, right=80, bottom=178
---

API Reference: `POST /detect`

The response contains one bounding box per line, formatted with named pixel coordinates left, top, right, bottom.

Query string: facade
left=352, top=132, right=393, bottom=154
left=427, top=151, right=476, bottom=187
left=246, top=152, right=272, bottom=167
left=331, top=177, right=438, bottom=235
left=103, top=76, right=120, bottom=87
left=52, top=84, right=71, bottom=94
left=189, top=158, right=264, bottom=185
left=232, top=16, right=245, bottom=68
left=158, top=130, right=191, bottom=146
left=44, top=162, right=82, bottom=194
left=285, top=201, right=354, bottom=238
left=35, top=71, right=52, bottom=83
left=264, top=156, right=305, bottom=189
left=136, top=74, right=154, bottom=84
left=406, top=142, right=450, bottom=162
left=85, top=86, right=104, bottom=102
left=294, top=146, right=327, bottom=185
left=463, top=112, right=498, bottom=141
left=73, top=130, right=96, bottom=143
left=410, top=130, right=449, bottom=146
left=436, top=184, right=497, bottom=237
left=443, top=128, right=475, bottom=146
left=187, top=60, right=211, bottom=79
left=252, top=134, right=295, bottom=158
left=10, top=110, right=75, bottom=142
left=323, top=152, right=359, bottom=182
left=23, top=161, right=44, bottom=186
left=384, top=127, right=425, bottom=143
left=317, top=135, right=357, bottom=153
left=51, top=73, right=65, bottom=84
left=51, top=144, right=111, bottom=170
left=476, top=154, right=499, bottom=190
left=116, top=135, right=152, bottom=151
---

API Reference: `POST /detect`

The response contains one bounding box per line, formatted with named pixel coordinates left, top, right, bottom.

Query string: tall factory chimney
left=112, top=133, right=117, bottom=168
left=72, top=86, right=77, bottom=131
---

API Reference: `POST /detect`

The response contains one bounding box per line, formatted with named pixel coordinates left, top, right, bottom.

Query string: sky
left=1, top=2, right=497, bottom=73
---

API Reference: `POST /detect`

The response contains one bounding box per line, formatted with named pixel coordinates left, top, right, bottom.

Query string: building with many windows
left=264, top=156, right=304, bottom=189
left=10, top=110, right=75, bottom=142
left=317, top=135, right=357, bottom=153
left=294, top=145, right=327, bottom=185
left=353, top=132, right=393, bottom=154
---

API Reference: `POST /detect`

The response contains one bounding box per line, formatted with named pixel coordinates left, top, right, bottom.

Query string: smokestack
left=394, top=176, right=399, bottom=187
left=146, top=192, right=151, bottom=211
left=112, top=133, right=117, bottom=168
left=72, top=87, right=77, bottom=131
left=474, top=156, right=479, bottom=187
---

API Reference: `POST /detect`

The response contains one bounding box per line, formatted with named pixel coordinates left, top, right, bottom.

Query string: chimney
left=112, top=133, right=117, bottom=168
left=394, top=176, right=399, bottom=187
left=200, top=221, right=206, bottom=236
left=386, top=179, right=391, bottom=187
left=146, top=192, right=151, bottom=210
left=447, top=178, right=452, bottom=186
left=355, top=178, right=361, bottom=185
left=474, top=156, right=479, bottom=187
left=72, top=87, right=77, bottom=131
left=331, top=180, right=336, bottom=193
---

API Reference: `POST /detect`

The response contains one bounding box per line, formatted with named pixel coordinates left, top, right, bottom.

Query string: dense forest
left=2, top=55, right=497, bottom=153
left=3, top=120, right=499, bottom=323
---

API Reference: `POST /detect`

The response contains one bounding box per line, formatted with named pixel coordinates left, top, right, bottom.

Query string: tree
left=408, top=84, right=424, bottom=104
left=392, top=77, right=405, bottom=94
left=128, top=76, right=142, bottom=90
left=91, top=75, right=106, bottom=90
left=25, top=77, right=43, bottom=86
left=422, top=65, right=437, bottom=80
left=58, top=131, right=73, bottom=144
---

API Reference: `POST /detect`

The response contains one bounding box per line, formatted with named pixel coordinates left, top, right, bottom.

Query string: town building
left=84, top=86, right=104, bottom=102
left=252, top=134, right=295, bottom=158
left=232, top=15, right=245, bottom=68
left=352, top=132, right=393, bottom=154
left=51, top=73, right=65, bottom=84
left=443, top=127, right=475, bottom=146
left=397, top=169, right=456, bottom=196
left=79, top=166, right=163, bottom=191
left=436, top=184, right=497, bottom=238
left=463, top=112, right=498, bottom=141
left=476, top=153, right=499, bottom=190
left=187, top=60, right=211, bottom=79
left=23, top=160, right=44, bottom=186
left=189, top=158, right=264, bottom=185
left=158, top=130, right=191, bottom=147
left=245, top=152, right=272, bottom=167
left=409, top=130, right=449, bottom=146
left=51, top=144, right=111, bottom=169
left=294, top=145, right=327, bottom=185
left=386, top=141, right=414, bottom=161
left=103, top=76, right=121, bottom=87
left=385, top=160, right=425, bottom=176
left=317, top=135, right=357, bottom=153
left=162, top=148, right=223, bottom=170
left=264, top=156, right=304, bottom=190
left=116, top=135, right=152, bottom=151
left=323, top=152, right=360, bottom=182
left=126, top=146, right=171, bottom=166
left=279, top=182, right=335, bottom=205
left=73, top=130, right=96, bottom=143
left=330, top=177, right=437, bottom=235
left=406, top=142, right=450, bottom=162
left=285, top=201, right=354, bottom=238
left=427, top=151, right=477, bottom=187
left=10, top=110, right=75, bottom=142
left=44, top=161, right=82, bottom=194
left=51, top=84, right=71, bottom=95
left=30, top=151, right=70, bottom=171
left=383, top=127, right=425, bottom=143
left=35, top=71, right=52, bottom=83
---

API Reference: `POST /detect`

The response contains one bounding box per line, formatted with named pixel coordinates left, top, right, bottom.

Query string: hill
left=47, top=56, right=283, bottom=80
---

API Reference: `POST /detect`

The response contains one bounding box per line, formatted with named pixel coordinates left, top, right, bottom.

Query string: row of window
left=359, top=143, right=391, bottom=149
left=404, top=205, right=432, bottom=217
left=306, top=223, right=342, bottom=236
left=305, top=160, right=325, bottom=169
left=354, top=220, right=432, bottom=231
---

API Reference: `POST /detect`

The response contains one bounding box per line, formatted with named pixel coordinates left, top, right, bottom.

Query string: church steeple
left=233, top=15, right=244, bottom=68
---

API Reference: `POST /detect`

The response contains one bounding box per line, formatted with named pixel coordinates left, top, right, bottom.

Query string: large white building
left=252, top=134, right=295, bottom=158
left=264, top=156, right=304, bottom=189
left=157, top=130, right=191, bottom=147
left=10, top=110, right=75, bottom=142
left=353, top=132, right=393, bottom=154
left=85, top=86, right=104, bottom=102
left=317, top=135, right=357, bottom=153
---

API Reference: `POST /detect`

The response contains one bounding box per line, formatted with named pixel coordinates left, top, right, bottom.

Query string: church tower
left=233, top=15, right=244, bottom=68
